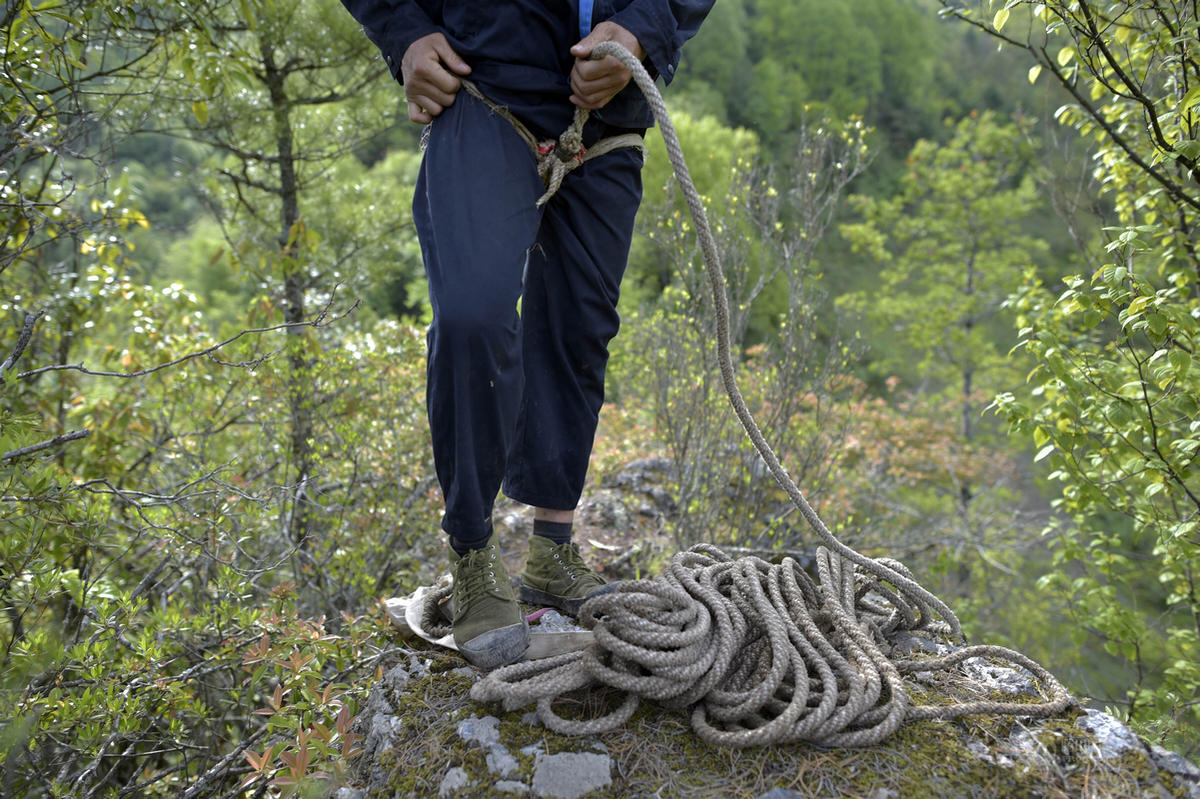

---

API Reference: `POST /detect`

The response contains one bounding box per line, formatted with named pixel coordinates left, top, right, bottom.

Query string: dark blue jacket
left=339, top=0, right=714, bottom=134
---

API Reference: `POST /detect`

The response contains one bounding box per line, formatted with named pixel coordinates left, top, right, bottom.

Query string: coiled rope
left=469, top=42, right=1074, bottom=747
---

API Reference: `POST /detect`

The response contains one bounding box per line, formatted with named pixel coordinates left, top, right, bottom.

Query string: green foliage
left=1, top=2, right=441, bottom=795
left=941, top=0, right=1200, bottom=753
left=611, top=114, right=871, bottom=549
left=839, top=111, right=1048, bottom=400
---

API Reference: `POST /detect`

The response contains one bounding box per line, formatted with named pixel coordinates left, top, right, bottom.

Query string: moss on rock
left=354, top=642, right=1185, bottom=799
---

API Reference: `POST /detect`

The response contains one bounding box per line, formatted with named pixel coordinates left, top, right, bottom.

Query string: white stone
left=532, top=752, right=612, bottom=799
left=457, top=715, right=502, bottom=747
left=495, top=780, right=530, bottom=794
left=1076, top=709, right=1143, bottom=758
left=438, top=766, right=470, bottom=798
left=488, top=744, right=520, bottom=776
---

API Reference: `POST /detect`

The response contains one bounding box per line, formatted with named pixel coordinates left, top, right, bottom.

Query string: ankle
left=532, top=519, right=572, bottom=546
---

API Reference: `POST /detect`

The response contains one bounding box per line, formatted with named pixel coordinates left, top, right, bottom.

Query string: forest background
left=2, top=0, right=1198, bottom=796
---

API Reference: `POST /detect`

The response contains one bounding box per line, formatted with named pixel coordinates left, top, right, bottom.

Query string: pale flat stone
left=439, top=766, right=470, bottom=798
left=487, top=744, right=519, bottom=777
left=456, top=715, right=501, bottom=747
left=531, top=752, right=612, bottom=799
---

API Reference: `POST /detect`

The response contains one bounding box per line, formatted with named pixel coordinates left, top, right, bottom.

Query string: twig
left=1, top=429, right=90, bottom=461
left=16, top=297, right=358, bottom=381
left=1, top=309, right=44, bottom=380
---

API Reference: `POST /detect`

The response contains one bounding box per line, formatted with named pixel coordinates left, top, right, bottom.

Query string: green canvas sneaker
left=450, top=542, right=529, bottom=670
left=519, top=536, right=616, bottom=616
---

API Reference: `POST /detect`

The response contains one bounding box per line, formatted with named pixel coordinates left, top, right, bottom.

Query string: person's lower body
left=412, top=90, right=643, bottom=667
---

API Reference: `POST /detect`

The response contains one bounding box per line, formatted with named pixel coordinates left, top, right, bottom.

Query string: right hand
left=401, top=32, right=472, bottom=124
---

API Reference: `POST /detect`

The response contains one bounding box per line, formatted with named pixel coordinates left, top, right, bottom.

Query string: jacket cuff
left=343, top=1, right=440, bottom=83
left=608, top=0, right=680, bottom=85
left=381, top=19, right=441, bottom=82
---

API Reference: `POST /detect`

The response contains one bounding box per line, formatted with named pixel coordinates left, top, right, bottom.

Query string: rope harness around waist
left=458, top=79, right=646, bottom=207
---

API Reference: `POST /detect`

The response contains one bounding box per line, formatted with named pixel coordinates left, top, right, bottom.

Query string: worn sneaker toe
left=457, top=621, right=530, bottom=670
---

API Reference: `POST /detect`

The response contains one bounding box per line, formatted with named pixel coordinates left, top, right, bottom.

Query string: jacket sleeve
left=607, top=0, right=715, bottom=85
left=340, top=0, right=440, bottom=82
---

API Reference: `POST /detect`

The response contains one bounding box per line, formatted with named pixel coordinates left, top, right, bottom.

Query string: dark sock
left=449, top=522, right=492, bottom=557
left=532, top=519, right=572, bottom=545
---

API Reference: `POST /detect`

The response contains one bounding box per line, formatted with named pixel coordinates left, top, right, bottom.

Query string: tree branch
left=1, top=429, right=91, bottom=461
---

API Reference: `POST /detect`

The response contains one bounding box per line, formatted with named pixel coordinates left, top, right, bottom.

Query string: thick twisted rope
left=459, top=79, right=645, bottom=207
left=470, top=42, right=1074, bottom=747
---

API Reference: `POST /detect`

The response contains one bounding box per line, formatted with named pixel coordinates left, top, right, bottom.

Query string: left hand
left=568, top=21, right=646, bottom=110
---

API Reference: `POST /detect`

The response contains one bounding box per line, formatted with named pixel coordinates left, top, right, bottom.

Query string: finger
left=432, top=39, right=472, bottom=76
left=570, top=37, right=598, bottom=59
left=570, top=87, right=621, bottom=109
left=408, top=95, right=444, bottom=118
left=573, top=56, right=625, bottom=82
left=409, top=62, right=462, bottom=100
left=408, top=80, right=458, bottom=108
left=571, top=72, right=627, bottom=103
left=407, top=100, right=433, bottom=125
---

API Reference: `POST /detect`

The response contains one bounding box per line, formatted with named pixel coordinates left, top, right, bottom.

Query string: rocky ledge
left=336, top=643, right=1199, bottom=799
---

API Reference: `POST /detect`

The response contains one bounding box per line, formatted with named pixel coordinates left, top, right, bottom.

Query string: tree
left=839, top=112, right=1048, bottom=508
left=1, top=3, right=439, bottom=795
left=611, top=112, right=871, bottom=549
left=940, top=0, right=1200, bottom=752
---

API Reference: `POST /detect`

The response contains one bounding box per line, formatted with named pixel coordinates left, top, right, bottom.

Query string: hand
left=568, top=21, right=646, bottom=110
left=401, top=32, right=472, bottom=124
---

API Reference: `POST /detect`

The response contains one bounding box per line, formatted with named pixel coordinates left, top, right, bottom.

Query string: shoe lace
left=552, top=543, right=601, bottom=587
left=456, top=547, right=500, bottom=607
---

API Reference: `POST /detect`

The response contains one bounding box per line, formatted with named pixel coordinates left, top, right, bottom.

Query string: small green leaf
left=1035, top=444, right=1056, bottom=462
left=1057, top=46, right=1075, bottom=67
left=192, top=99, right=209, bottom=125
left=994, top=6, right=1011, bottom=30
left=1169, top=348, right=1190, bottom=377
left=1028, top=64, right=1043, bottom=84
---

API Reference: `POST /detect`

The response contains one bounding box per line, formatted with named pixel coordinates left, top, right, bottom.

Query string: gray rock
left=960, top=655, right=1037, bottom=697
left=531, top=609, right=583, bottom=633
left=439, top=766, right=470, bottom=798
left=333, top=789, right=363, bottom=799
left=381, top=664, right=411, bottom=695
left=757, top=789, right=805, bottom=799
left=1149, top=744, right=1200, bottom=799
left=495, top=780, right=530, bottom=794
left=531, top=751, right=612, bottom=798
left=1076, top=708, right=1143, bottom=758
left=457, top=715, right=502, bottom=747
left=488, top=743, right=520, bottom=777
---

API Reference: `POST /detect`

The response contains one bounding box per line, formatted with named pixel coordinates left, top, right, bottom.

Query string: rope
left=459, top=80, right=645, bottom=208
left=469, top=42, right=1075, bottom=747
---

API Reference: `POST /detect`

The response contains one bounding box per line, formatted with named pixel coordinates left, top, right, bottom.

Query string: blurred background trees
left=2, top=0, right=1197, bottom=794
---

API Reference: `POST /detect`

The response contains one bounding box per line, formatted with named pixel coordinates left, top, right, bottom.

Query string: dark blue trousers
left=412, top=91, right=644, bottom=544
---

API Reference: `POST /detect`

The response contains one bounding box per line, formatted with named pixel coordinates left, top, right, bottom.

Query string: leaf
left=1169, top=348, right=1190, bottom=377
left=192, top=99, right=209, bottom=125
left=1028, top=64, right=1043, bottom=84
left=1035, top=444, right=1056, bottom=462
left=1182, top=85, right=1200, bottom=112
left=1057, top=46, right=1074, bottom=67
left=994, top=6, right=1011, bottom=30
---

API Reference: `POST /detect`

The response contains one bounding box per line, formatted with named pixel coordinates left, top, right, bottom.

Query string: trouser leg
left=502, top=146, right=644, bottom=511
left=412, top=93, right=544, bottom=544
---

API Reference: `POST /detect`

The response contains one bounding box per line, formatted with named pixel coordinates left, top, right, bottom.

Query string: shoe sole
left=518, top=581, right=621, bottom=617
left=457, top=622, right=530, bottom=670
